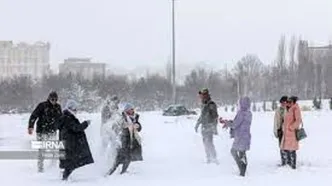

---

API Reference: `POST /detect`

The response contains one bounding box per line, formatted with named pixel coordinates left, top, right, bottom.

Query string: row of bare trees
left=1, top=36, right=331, bottom=113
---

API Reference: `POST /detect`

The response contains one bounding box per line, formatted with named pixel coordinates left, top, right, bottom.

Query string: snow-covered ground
left=0, top=110, right=331, bottom=186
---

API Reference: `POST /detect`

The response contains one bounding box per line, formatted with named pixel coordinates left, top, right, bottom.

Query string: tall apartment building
left=308, top=44, right=332, bottom=97
left=59, top=58, right=106, bottom=80
left=0, top=41, right=50, bottom=80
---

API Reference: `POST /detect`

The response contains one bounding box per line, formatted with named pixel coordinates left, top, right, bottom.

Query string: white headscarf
left=65, top=99, right=79, bottom=115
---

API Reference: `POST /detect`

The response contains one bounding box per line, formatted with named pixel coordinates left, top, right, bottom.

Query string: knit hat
left=65, top=99, right=79, bottom=111
left=123, top=103, right=134, bottom=112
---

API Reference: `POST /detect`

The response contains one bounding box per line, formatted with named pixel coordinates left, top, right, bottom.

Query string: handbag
left=296, top=122, right=307, bottom=141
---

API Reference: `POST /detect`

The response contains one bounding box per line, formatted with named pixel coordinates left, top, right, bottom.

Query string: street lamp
left=171, top=0, right=177, bottom=104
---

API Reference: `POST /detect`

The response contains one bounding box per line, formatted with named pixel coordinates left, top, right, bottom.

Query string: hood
left=64, top=99, right=79, bottom=112
left=239, top=97, right=251, bottom=111
left=123, top=103, right=134, bottom=112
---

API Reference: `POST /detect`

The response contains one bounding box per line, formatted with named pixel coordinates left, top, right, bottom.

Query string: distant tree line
left=1, top=35, right=332, bottom=113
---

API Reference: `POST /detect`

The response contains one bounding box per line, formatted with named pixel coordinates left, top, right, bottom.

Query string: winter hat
left=65, top=99, right=79, bottom=111
left=123, top=103, right=134, bottom=112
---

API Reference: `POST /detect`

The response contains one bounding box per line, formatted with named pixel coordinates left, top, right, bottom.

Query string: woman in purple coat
left=220, top=97, right=252, bottom=177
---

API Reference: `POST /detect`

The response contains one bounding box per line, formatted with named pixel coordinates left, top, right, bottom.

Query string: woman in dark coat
left=107, top=103, right=143, bottom=175
left=56, top=99, right=94, bottom=180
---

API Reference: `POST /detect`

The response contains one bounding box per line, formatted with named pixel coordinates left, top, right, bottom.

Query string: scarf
left=125, top=114, right=141, bottom=145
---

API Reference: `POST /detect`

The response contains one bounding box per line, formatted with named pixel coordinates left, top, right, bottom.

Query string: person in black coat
left=107, top=103, right=143, bottom=176
left=56, top=99, right=94, bottom=180
left=28, top=91, right=62, bottom=172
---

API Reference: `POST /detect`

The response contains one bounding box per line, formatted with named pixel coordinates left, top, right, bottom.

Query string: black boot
left=239, top=152, right=247, bottom=177
left=284, top=150, right=292, bottom=167
left=231, top=149, right=247, bottom=177
left=289, top=151, right=297, bottom=169
left=280, top=150, right=287, bottom=166
left=240, top=165, right=247, bottom=176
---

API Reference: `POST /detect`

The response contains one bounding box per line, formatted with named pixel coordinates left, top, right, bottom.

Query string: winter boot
left=239, top=154, right=247, bottom=176
left=239, top=162, right=247, bottom=177
left=284, top=150, right=292, bottom=167
left=279, top=150, right=287, bottom=166
left=289, top=151, right=297, bottom=169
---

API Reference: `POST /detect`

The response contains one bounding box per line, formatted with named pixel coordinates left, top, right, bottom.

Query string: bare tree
left=233, top=54, right=264, bottom=101
left=288, top=35, right=298, bottom=95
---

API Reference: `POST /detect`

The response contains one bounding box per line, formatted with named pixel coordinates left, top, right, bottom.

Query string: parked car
left=162, top=104, right=197, bottom=116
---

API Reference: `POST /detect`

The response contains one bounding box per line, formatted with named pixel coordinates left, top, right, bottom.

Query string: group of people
left=27, top=91, right=142, bottom=180
left=273, top=96, right=303, bottom=169
left=27, top=89, right=303, bottom=180
left=194, top=88, right=252, bottom=177
left=194, top=89, right=303, bottom=177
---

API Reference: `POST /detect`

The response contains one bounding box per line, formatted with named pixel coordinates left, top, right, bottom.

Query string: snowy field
left=0, top=110, right=331, bottom=186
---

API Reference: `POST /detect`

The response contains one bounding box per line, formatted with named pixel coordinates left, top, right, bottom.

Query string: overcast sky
left=0, top=0, right=331, bottom=74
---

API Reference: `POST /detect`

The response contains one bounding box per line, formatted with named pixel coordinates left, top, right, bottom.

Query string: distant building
left=0, top=41, right=50, bottom=80
left=308, top=44, right=332, bottom=97
left=59, top=57, right=106, bottom=80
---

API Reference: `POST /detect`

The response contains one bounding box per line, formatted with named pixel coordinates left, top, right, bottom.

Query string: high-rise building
left=308, top=44, right=332, bottom=97
left=59, top=57, right=106, bottom=80
left=0, top=41, right=50, bottom=80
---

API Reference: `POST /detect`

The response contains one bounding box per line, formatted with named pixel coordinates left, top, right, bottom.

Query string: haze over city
left=1, top=0, right=332, bottom=76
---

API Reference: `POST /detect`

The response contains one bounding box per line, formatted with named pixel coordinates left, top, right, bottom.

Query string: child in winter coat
left=220, top=97, right=252, bottom=177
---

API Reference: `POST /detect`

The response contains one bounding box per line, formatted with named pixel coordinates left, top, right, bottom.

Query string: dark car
left=162, top=104, right=197, bottom=116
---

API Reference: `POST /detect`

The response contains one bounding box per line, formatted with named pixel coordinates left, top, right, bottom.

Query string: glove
left=83, top=120, right=91, bottom=126
left=28, top=128, right=34, bottom=135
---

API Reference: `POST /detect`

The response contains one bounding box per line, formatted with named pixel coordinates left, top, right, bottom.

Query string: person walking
left=28, top=91, right=62, bottom=173
left=195, top=88, right=219, bottom=164
left=56, top=99, right=94, bottom=180
left=220, top=97, right=252, bottom=177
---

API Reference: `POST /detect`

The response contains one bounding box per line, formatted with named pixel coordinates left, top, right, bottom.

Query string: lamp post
left=171, top=0, right=177, bottom=104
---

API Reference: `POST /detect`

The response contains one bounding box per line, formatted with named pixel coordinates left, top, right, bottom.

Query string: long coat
left=281, top=103, right=302, bottom=151
left=116, top=112, right=143, bottom=164
left=56, top=110, right=94, bottom=170
left=226, top=97, right=252, bottom=151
